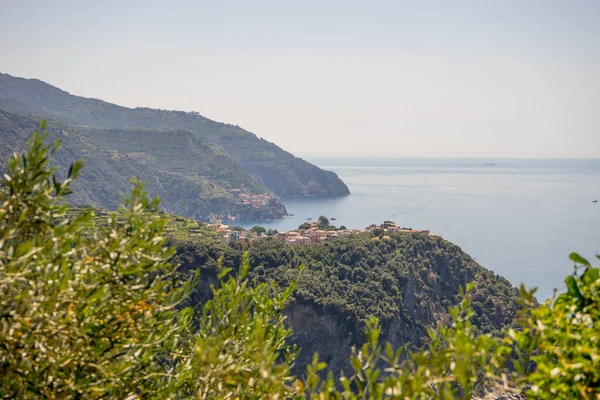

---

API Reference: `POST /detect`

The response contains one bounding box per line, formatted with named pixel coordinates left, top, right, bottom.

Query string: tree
left=251, top=225, right=267, bottom=235
left=266, top=228, right=279, bottom=236
left=299, top=222, right=311, bottom=230
left=318, top=215, right=330, bottom=229
left=300, top=255, right=600, bottom=399
left=339, top=225, right=347, bottom=230
left=0, top=127, right=195, bottom=397
left=372, top=227, right=384, bottom=237
left=510, top=253, right=600, bottom=399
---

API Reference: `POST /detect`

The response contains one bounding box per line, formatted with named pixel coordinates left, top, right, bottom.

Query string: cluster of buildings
left=276, top=227, right=361, bottom=246
left=365, top=222, right=430, bottom=235
left=229, top=189, right=274, bottom=208
left=207, top=219, right=431, bottom=246
left=207, top=221, right=262, bottom=244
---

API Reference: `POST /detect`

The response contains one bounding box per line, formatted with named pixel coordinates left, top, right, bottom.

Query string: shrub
left=0, top=124, right=298, bottom=398
left=510, top=253, right=600, bottom=399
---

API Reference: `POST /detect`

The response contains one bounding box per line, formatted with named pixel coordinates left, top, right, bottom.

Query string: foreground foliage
left=510, top=253, right=600, bottom=399
left=0, top=127, right=296, bottom=398
left=1, top=125, right=599, bottom=399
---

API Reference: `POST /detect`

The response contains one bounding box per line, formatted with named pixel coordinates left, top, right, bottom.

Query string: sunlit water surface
left=237, top=158, right=600, bottom=300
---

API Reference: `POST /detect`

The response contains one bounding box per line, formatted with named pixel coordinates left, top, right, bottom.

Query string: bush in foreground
left=0, top=126, right=296, bottom=398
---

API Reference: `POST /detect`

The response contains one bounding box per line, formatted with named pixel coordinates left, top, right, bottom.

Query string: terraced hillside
left=0, top=73, right=350, bottom=197
left=0, top=109, right=286, bottom=221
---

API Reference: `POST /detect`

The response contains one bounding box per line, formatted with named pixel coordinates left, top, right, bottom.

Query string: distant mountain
left=0, top=109, right=286, bottom=221
left=0, top=73, right=350, bottom=197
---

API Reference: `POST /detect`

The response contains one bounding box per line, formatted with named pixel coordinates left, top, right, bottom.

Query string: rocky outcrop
left=285, top=301, right=429, bottom=376
left=285, top=303, right=357, bottom=375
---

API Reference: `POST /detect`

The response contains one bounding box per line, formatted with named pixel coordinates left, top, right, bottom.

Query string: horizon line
left=300, top=155, right=600, bottom=160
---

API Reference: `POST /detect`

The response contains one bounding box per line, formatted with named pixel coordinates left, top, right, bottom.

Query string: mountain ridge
left=0, top=72, right=350, bottom=197
left=0, top=109, right=287, bottom=221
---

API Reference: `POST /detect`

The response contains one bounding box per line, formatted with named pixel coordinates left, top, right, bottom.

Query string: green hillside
left=0, top=109, right=287, bottom=221
left=75, top=205, right=521, bottom=378
left=0, top=73, right=350, bottom=196
left=170, top=230, right=520, bottom=376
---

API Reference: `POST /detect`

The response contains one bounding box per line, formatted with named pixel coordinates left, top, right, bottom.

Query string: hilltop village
left=207, top=216, right=431, bottom=246
left=228, top=189, right=276, bottom=210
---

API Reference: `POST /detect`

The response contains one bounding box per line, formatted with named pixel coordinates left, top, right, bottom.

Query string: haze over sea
left=239, top=158, right=600, bottom=300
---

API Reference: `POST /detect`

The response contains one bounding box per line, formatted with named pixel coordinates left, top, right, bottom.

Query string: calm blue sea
left=239, top=158, right=600, bottom=300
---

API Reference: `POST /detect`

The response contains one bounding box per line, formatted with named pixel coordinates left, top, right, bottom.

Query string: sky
left=1, top=0, right=599, bottom=158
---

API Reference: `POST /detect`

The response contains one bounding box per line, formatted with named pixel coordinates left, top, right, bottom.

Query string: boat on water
left=594, top=200, right=598, bottom=203
left=306, top=217, right=312, bottom=220
left=330, top=217, right=337, bottom=221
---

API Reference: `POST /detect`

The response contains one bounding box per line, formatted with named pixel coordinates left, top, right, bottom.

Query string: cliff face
left=242, top=157, right=350, bottom=196
left=173, top=232, right=521, bottom=377
left=285, top=303, right=357, bottom=374
left=0, top=73, right=350, bottom=197
left=285, top=302, right=427, bottom=377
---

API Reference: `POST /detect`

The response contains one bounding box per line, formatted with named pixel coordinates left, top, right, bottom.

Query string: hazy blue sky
left=1, top=1, right=599, bottom=157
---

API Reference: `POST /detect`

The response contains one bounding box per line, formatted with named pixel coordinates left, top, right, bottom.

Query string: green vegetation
left=2, top=126, right=599, bottom=399
left=0, top=127, right=297, bottom=398
left=251, top=225, right=267, bottom=234
left=318, top=215, right=330, bottom=228
left=180, top=234, right=520, bottom=336
left=173, top=229, right=521, bottom=376
left=299, top=216, right=341, bottom=231
left=317, top=215, right=340, bottom=230
left=65, top=207, right=220, bottom=245
left=0, top=108, right=286, bottom=221
left=510, top=253, right=600, bottom=399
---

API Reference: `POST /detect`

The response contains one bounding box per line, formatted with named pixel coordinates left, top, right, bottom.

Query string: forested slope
left=0, top=109, right=287, bottom=220
left=171, top=231, right=520, bottom=376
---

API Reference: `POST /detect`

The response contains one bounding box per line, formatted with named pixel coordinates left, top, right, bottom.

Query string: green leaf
left=569, top=252, right=591, bottom=267
left=217, top=267, right=232, bottom=280
left=565, top=275, right=584, bottom=303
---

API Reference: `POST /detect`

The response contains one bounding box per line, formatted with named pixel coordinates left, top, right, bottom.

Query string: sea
left=238, top=158, right=600, bottom=301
